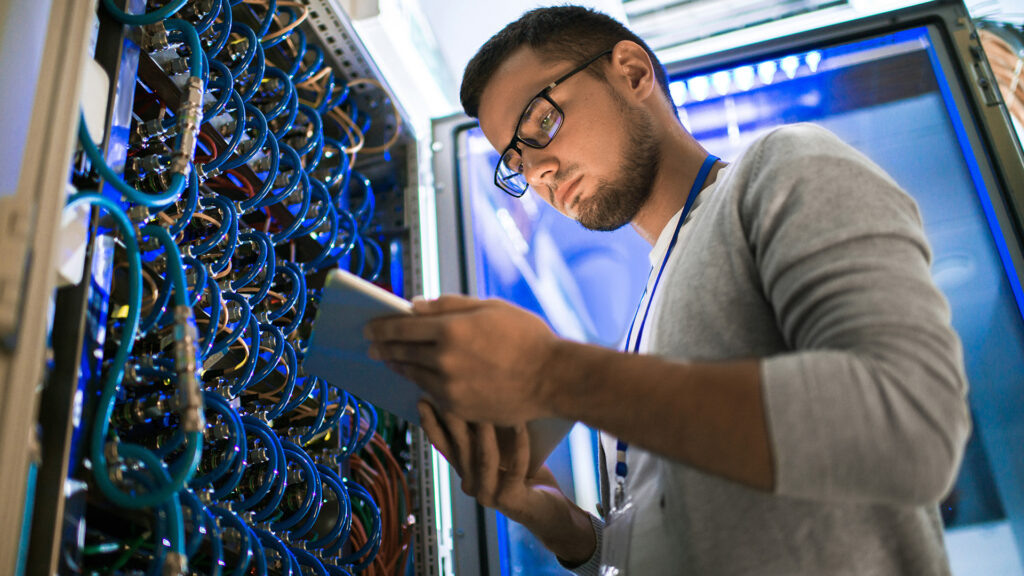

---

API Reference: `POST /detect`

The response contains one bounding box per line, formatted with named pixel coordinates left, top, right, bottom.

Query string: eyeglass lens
left=499, top=97, right=564, bottom=179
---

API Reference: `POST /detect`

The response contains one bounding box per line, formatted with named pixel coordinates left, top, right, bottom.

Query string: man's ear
left=608, top=40, right=657, bottom=103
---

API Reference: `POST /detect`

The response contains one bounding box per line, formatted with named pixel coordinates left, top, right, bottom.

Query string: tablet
left=303, top=269, right=574, bottom=475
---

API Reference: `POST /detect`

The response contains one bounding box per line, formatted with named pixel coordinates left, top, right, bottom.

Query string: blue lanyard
left=615, top=154, right=719, bottom=491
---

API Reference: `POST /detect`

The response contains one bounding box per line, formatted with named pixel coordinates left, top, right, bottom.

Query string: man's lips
left=556, top=175, right=583, bottom=211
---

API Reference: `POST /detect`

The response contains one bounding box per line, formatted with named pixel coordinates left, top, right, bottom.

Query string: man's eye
left=539, top=111, right=555, bottom=133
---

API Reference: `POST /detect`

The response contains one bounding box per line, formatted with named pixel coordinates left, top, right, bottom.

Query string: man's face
left=478, top=47, right=660, bottom=231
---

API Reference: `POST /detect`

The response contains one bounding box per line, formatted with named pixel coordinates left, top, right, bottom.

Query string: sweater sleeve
left=557, top=514, right=604, bottom=576
left=744, top=124, right=970, bottom=505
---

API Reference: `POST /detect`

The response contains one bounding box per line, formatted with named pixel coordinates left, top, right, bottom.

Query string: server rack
left=1, top=1, right=445, bottom=574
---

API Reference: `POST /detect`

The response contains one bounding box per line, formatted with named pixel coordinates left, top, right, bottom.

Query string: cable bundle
left=68, top=0, right=410, bottom=574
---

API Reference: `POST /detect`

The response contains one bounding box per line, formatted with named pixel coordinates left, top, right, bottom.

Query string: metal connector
left=171, top=76, right=205, bottom=176
left=163, top=551, right=187, bottom=576
left=174, top=306, right=205, bottom=432
left=139, top=21, right=170, bottom=52
left=134, top=109, right=169, bottom=143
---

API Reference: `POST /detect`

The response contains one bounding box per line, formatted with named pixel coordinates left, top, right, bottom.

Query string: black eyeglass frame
left=493, top=49, right=614, bottom=198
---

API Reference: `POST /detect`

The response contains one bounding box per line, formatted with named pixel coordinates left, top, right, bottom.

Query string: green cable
left=68, top=193, right=201, bottom=512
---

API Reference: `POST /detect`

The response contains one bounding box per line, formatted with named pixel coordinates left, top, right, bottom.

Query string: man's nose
left=522, top=148, right=558, bottom=197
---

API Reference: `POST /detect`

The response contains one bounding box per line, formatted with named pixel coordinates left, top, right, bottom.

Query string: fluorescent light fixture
left=688, top=75, right=710, bottom=101
left=781, top=55, right=801, bottom=78
left=712, top=70, right=732, bottom=96
left=669, top=80, right=688, bottom=106
left=806, top=50, right=823, bottom=72
left=734, top=65, right=756, bottom=91
left=757, top=61, right=778, bottom=85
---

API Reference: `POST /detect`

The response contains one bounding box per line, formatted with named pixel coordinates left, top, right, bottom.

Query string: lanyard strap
left=615, top=154, right=719, bottom=493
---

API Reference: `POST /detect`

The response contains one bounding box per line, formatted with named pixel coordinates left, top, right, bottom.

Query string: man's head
left=461, top=6, right=675, bottom=231
left=460, top=6, right=671, bottom=119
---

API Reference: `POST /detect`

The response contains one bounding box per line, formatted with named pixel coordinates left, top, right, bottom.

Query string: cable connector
left=174, top=306, right=205, bottom=433
left=139, top=21, right=170, bottom=53
left=162, top=551, right=187, bottom=576
left=171, top=76, right=204, bottom=176
left=134, top=109, right=169, bottom=143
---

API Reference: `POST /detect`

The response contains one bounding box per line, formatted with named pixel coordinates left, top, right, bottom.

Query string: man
left=365, top=6, right=970, bottom=575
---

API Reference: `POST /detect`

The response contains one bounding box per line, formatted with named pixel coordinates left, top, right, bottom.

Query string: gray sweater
left=571, top=124, right=970, bottom=575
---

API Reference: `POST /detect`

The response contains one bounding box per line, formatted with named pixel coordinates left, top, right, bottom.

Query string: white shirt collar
left=646, top=166, right=726, bottom=267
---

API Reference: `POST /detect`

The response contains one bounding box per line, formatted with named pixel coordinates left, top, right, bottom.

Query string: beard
left=572, top=102, right=660, bottom=231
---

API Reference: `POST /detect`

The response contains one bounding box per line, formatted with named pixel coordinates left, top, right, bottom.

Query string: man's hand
left=418, top=401, right=596, bottom=565
left=364, top=295, right=559, bottom=425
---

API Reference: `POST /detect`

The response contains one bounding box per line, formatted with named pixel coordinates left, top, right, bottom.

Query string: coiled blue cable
left=225, top=314, right=261, bottom=395
left=270, top=175, right=312, bottom=244
left=292, top=103, right=323, bottom=159
left=334, top=480, right=380, bottom=569
left=272, top=87, right=300, bottom=140
left=248, top=324, right=284, bottom=389
left=275, top=26, right=306, bottom=75
left=202, top=90, right=245, bottom=175
left=293, top=178, right=333, bottom=238
left=276, top=441, right=322, bottom=535
left=292, top=42, right=323, bottom=85
left=291, top=546, right=330, bottom=576
left=191, top=392, right=246, bottom=489
left=300, top=379, right=330, bottom=443
left=221, top=103, right=268, bottom=171
left=208, top=291, right=252, bottom=357
left=182, top=257, right=207, bottom=309
left=222, top=23, right=258, bottom=78
left=164, top=170, right=200, bottom=237
left=210, top=506, right=253, bottom=576
left=193, top=0, right=222, bottom=35
left=204, top=0, right=233, bottom=76
left=231, top=232, right=269, bottom=290
left=264, top=341, right=298, bottom=420
left=255, top=527, right=297, bottom=576
left=257, top=142, right=304, bottom=209
left=258, top=65, right=296, bottom=122
left=192, top=194, right=236, bottom=256
left=197, top=272, right=223, bottom=359
left=249, top=0, right=277, bottom=38
left=307, top=462, right=351, bottom=550
left=235, top=416, right=282, bottom=510
left=363, top=236, right=385, bottom=282
left=203, top=59, right=235, bottom=121
left=237, top=41, right=266, bottom=102
left=266, top=262, right=304, bottom=322
left=245, top=523, right=269, bottom=576
left=280, top=372, right=315, bottom=417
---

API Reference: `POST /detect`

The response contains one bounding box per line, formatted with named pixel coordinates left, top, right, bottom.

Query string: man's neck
left=631, top=127, right=724, bottom=245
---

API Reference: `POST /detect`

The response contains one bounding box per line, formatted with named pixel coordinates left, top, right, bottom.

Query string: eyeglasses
left=494, top=49, right=613, bottom=198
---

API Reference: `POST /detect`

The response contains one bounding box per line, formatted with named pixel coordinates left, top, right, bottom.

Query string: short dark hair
left=460, top=6, right=671, bottom=119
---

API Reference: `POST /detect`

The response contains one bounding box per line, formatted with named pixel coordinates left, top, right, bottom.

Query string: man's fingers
left=440, top=411, right=475, bottom=491
left=507, top=423, right=532, bottom=482
left=418, top=400, right=455, bottom=464
left=475, top=423, right=501, bottom=503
